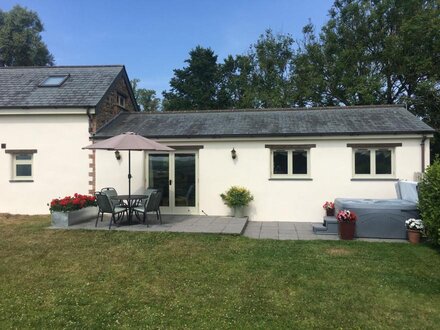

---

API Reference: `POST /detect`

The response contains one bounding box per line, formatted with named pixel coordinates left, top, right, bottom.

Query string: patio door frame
left=146, top=150, right=199, bottom=215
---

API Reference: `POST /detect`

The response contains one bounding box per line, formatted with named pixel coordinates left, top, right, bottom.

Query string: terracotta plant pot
left=407, top=229, right=421, bottom=244
left=338, top=221, right=356, bottom=240
left=326, top=208, right=335, bottom=217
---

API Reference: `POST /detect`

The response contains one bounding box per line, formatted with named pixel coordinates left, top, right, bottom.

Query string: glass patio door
left=147, top=152, right=198, bottom=214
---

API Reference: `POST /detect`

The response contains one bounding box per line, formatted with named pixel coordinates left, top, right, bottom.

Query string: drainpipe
left=421, top=135, right=427, bottom=173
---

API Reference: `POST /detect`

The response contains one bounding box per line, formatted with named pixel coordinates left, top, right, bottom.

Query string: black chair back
left=101, top=187, right=118, bottom=198
left=144, top=191, right=161, bottom=212
left=95, top=192, right=114, bottom=213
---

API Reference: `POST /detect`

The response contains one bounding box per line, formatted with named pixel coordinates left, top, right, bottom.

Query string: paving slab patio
left=243, top=221, right=408, bottom=242
left=51, top=215, right=408, bottom=242
left=51, top=214, right=248, bottom=235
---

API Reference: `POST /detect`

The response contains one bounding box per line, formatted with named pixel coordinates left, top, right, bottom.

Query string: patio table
left=112, top=194, right=147, bottom=225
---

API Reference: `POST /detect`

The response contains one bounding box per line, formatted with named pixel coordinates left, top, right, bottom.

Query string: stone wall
left=94, top=74, right=137, bottom=132
left=88, top=74, right=137, bottom=194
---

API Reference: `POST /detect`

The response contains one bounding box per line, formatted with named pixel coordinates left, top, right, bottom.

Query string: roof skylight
left=39, top=74, right=70, bottom=87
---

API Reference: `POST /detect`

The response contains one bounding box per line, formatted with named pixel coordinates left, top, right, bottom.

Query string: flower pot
left=338, top=222, right=356, bottom=240
left=233, top=206, right=244, bottom=218
left=51, top=206, right=98, bottom=228
left=407, top=229, right=421, bottom=244
left=326, top=209, right=335, bottom=217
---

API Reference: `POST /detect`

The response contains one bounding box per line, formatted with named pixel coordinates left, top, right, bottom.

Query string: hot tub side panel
left=334, top=198, right=419, bottom=239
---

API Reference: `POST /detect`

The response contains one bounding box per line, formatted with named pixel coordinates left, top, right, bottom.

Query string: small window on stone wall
left=117, top=93, right=126, bottom=108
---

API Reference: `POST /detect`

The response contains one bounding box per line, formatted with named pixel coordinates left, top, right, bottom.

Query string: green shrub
left=220, top=186, right=254, bottom=208
left=418, top=158, right=440, bottom=245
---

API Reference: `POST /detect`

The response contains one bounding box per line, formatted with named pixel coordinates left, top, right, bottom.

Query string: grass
left=1, top=214, right=440, bottom=329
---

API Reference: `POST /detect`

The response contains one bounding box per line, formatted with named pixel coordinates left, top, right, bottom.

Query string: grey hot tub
left=334, top=198, right=419, bottom=239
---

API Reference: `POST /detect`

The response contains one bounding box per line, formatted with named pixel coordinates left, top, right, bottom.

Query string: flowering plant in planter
left=49, top=193, right=97, bottom=213
left=405, top=218, right=424, bottom=232
left=322, top=201, right=335, bottom=210
left=336, top=209, right=357, bottom=223
left=220, top=186, right=253, bottom=208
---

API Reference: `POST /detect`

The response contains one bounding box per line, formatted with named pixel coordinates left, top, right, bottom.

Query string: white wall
left=199, top=137, right=427, bottom=221
left=95, top=135, right=429, bottom=222
left=95, top=150, right=145, bottom=196
left=0, top=114, right=91, bottom=214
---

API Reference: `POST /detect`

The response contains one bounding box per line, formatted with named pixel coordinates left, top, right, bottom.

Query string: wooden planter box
left=51, top=206, right=98, bottom=228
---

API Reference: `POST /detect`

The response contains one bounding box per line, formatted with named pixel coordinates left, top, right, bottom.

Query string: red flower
left=49, top=193, right=97, bottom=212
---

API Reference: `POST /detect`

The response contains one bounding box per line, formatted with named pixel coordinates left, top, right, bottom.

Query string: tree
left=219, top=30, right=296, bottom=109
left=418, top=157, right=440, bottom=245
left=217, top=54, right=255, bottom=109
left=163, top=31, right=297, bottom=111
left=0, top=5, right=54, bottom=66
left=294, top=0, right=440, bottom=155
left=131, top=79, right=160, bottom=112
left=162, top=46, right=221, bottom=110
left=247, top=29, right=295, bottom=108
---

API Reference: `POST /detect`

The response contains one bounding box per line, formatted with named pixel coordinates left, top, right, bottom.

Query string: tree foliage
left=248, top=30, right=295, bottom=108
left=131, top=79, right=160, bottom=112
left=294, top=0, right=440, bottom=155
left=163, top=30, right=296, bottom=110
left=418, top=158, right=440, bottom=245
left=162, top=1, right=438, bottom=154
left=0, top=5, right=54, bottom=66
left=162, top=46, right=221, bottom=110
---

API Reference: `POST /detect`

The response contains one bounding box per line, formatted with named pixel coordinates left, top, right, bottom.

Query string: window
left=6, top=149, right=37, bottom=182
left=39, top=75, right=69, bottom=87
left=348, top=143, right=401, bottom=179
left=353, top=148, right=394, bottom=177
left=273, top=151, right=288, bottom=174
left=13, top=153, right=33, bottom=180
left=117, top=93, right=126, bottom=107
left=269, top=146, right=314, bottom=178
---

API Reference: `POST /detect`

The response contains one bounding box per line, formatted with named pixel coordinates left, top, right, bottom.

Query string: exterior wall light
left=115, top=150, right=121, bottom=160
left=231, top=148, right=237, bottom=159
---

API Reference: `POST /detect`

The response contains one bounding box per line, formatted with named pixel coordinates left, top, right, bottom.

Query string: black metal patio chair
left=95, top=191, right=128, bottom=229
left=101, top=187, right=126, bottom=206
left=133, top=190, right=163, bottom=226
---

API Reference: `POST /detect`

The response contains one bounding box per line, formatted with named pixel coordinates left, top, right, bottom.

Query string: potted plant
left=322, top=201, right=335, bottom=216
left=336, top=209, right=357, bottom=240
left=405, top=218, right=424, bottom=244
left=220, top=186, right=253, bottom=217
left=49, top=193, right=98, bottom=227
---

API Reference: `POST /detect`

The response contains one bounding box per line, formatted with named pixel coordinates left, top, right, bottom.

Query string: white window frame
left=5, top=150, right=37, bottom=182
left=117, top=93, right=126, bottom=108
left=270, top=149, right=311, bottom=179
left=352, top=147, right=395, bottom=178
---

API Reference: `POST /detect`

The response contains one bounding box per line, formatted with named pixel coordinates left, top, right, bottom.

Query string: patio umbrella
left=83, top=132, right=173, bottom=198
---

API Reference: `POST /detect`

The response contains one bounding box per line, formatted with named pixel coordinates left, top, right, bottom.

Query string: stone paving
left=54, top=214, right=248, bottom=235
left=243, top=221, right=407, bottom=242
left=243, top=221, right=339, bottom=240
left=52, top=215, right=407, bottom=242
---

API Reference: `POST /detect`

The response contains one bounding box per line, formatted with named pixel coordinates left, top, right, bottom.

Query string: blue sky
left=2, top=0, right=334, bottom=95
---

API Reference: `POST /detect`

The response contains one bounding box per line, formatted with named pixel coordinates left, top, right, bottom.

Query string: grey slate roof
left=0, top=65, right=125, bottom=108
left=94, top=105, right=435, bottom=139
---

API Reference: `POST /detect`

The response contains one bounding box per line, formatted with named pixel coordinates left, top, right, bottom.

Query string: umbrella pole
left=128, top=150, right=132, bottom=199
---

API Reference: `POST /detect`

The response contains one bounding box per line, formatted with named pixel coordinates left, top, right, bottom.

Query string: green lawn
left=1, top=215, right=439, bottom=329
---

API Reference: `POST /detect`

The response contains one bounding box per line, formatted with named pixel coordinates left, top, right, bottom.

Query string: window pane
left=273, top=151, right=288, bottom=174
left=16, top=154, right=32, bottom=160
left=293, top=150, right=307, bottom=174
left=40, top=75, right=68, bottom=86
left=149, top=154, right=169, bottom=206
left=16, top=164, right=32, bottom=177
left=355, top=150, right=371, bottom=174
left=376, top=149, right=392, bottom=174
left=174, top=154, right=196, bottom=207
